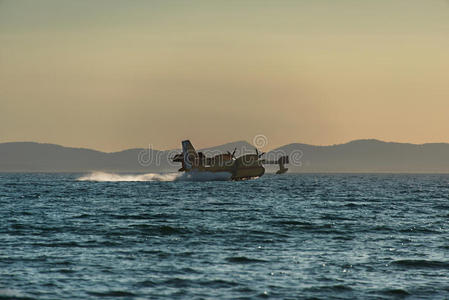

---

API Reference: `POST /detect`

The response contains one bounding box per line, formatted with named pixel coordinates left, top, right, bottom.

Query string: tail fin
left=182, top=140, right=198, bottom=170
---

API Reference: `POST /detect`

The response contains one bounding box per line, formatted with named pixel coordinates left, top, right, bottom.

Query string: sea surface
left=1, top=173, right=449, bottom=299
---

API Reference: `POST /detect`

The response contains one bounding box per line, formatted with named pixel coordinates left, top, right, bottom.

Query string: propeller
left=227, top=147, right=237, bottom=159
left=255, top=148, right=265, bottom=158
left=171, top=153, right=183, bottom=161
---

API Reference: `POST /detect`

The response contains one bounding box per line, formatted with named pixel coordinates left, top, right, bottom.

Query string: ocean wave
left=391, top=259, right=449, bottom=269
left=225, top=256, right=268, bottom=264
left=87, top=290, right=136, bottom=297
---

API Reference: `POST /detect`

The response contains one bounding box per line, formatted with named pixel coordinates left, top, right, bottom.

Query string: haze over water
left=1, top=0, right=449, bottom=150
left=1, top=173, right=449, bottom=299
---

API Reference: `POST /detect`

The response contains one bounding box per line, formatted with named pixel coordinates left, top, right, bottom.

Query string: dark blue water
left=1, top=173, right=449, bottom=299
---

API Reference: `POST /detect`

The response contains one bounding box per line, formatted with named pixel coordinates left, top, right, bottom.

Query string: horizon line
left=2, top=138, right=449, bottom=154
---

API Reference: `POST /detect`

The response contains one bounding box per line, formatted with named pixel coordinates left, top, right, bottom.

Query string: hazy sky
left=1, top=0, right=448, bottom=151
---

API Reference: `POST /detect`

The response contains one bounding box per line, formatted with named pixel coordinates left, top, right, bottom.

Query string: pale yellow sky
left=1, top=0, right=448, bottom=151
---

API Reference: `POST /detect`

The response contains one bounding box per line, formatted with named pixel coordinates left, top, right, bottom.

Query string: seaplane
left=172, top=140, right=289, bottom=180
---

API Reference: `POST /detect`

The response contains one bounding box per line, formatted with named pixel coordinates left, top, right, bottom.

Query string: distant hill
left=1, top=139, right=449, bottom=173
left=199, top=141, right=256, bottom=156
left=269, top=139, right=449, bottom=173
left=0, top=142, right=165, bottom=172
left=0, top=141, right=256, bottom=172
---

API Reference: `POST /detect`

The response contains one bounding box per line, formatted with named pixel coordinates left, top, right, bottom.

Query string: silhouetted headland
left=1, top=139, right=448, bottom=173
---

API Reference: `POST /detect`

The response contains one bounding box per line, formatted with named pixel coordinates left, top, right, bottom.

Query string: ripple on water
left=391, top=259, right=449, bottom=269
left=130, top=224, right=191, bottom=235
left=225, top=256, right=268, bottom=264
left=379, top=288, right=411, bottom=297
left=87, top=290, right=136, bottom=297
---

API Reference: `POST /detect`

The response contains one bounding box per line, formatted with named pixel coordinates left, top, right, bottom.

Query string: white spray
left=77, top=171, right=232, bottom=182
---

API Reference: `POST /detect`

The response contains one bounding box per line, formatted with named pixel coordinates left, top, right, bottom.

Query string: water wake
left=77, top=171, right=231, bottom=182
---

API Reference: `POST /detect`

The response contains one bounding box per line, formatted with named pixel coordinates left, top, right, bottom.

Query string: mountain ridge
left=1, top=140, right=449, bottom=173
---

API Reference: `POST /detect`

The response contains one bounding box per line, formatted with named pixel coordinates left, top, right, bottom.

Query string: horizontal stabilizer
left=261, top=155, right=289, bottom=174
left=262, top=156, right=289, bottom=165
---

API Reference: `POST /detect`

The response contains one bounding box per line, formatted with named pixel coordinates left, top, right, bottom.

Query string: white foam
left=77, top=171, right=232, bottom=182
